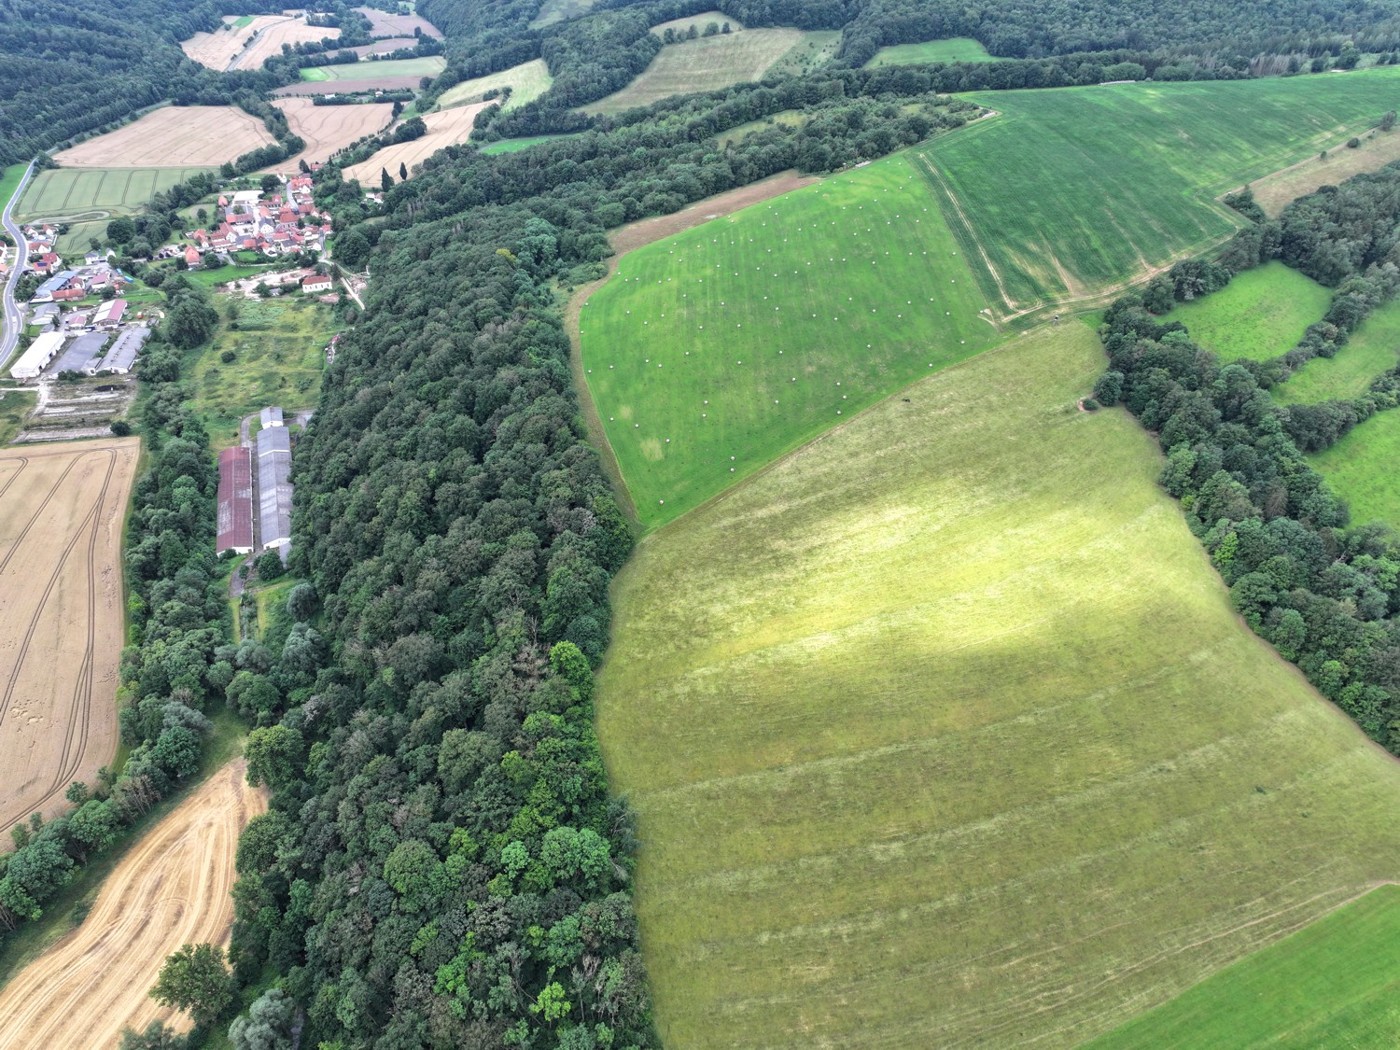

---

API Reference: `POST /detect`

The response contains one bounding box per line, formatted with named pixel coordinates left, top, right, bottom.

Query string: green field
left=1087, top=885, right=1400, bottom=1049
left=1310, top=409, right=1400, bottom=530
left=479, top=133, right=580, bottom=155
left=528, top=0, right=595, bottom=29
left=716, top=109, right=807, bottom=147
left=14, top=167, right=212, bottom=222
left=596, top=322, right=1400, bottom=1048
left=649, top=10, right=740, bottom=37
left=435, top=58, right=553, bottom=111
left=1274, top=297, right=1400, bottom=404
left=583, top=28, right=810, bottom=115
left=1164, top=262, right=1333, bottom=362
left=188, top=295, right=333, bottom=446
left=0, top=164, right=27, bottom=215
left=867, top=37, right=994, bottom=66
left=924, top=67, right=1400, bottom=317
left=580, top=150, right=996, bottom=527
left=300, top=55, right=444, bottom=82
left=0, top=390, right=35, bottom=444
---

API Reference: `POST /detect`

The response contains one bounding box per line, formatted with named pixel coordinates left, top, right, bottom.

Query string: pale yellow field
left=53, top=107, right=276, bottom=169
left=0, top=439, right=140, bottom=838
left=182, top=13, right=340, bottom=71
left=0, top=760, right=266, bottom=1046
left=435, top=59, right=553, bottom=112
left=234, top=17, right=341, bottom=71
left=1249, top=128, right=1400, bottom=216
left=266, top=98, right=396, bottom=172
left=342, top=101, right=491, bottom=184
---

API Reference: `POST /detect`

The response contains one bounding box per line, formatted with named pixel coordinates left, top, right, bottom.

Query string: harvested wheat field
left=54, top=107, right=276, bottom=169
left=266, top=98, right=396, bottom=172
left=182, top=13, right=339, bottom=71
left=342, top=101, right=490, bottom=184
left=0, top=439, right=139, bottom=838
left=0, top=759, right=267, bottom=1046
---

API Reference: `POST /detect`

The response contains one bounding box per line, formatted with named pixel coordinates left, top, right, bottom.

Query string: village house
left=302, top=273, right=333, bottom=294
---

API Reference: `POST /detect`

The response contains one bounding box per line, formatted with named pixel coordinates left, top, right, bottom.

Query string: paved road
left=1, top=161, right=35, bottom=367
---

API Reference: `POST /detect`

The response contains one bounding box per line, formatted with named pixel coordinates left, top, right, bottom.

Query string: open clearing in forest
left=1163, top=261, right=1333, bottom=362
left=579, top=150, right=995, bottom=527
left=265, top=98, right=396, bottom=171
left=341, top=101, right=490, bottom=185
left=434, top=59, right=553, bottom=111
left=1249, top=128, right=1400, bottom=217
left=583, top=28, right=809, bottom=115
left=354, top=5, right=442, bottom=38
left=1310, top=409, right=1400, bottom=531
left=597, top=323, right=1400, bottom=1049
left=0, top=759, right=266, bottom=1046
left=299, top=55, right=444, bottom=82
left=181, top=12, right=340, bottom=70
left=923, top=67, right=1400, bottom=318
left=867, top=37, right=994, bottom=66
left=0, top=439, right=140, bottom=837
left=1086, top=883, right=1400, bottom=1049
left=52, top=106, right=275, bottom=169
left=530, top=0, right=596, bottom=29
left=1274, top=296, right=1400, bottom=404
left=15, top=168, right=210, bottom=224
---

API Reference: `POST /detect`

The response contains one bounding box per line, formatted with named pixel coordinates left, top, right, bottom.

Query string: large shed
left=216, top=446, right=254, bottom=555
left=256, top=424, right=293, bottom=555
left=10, top=331, right=66, bottom=379
left=98, top=326, right=148, bottom=374
left=51, top=332, right=107, bottom=374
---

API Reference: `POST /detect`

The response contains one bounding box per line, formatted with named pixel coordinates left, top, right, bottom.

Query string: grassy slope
left=1310, top=409, right=1400, bottom=530
left=1164, top=261, right=1332, bottom=362
left=925, top=68, right=1400, bottom=315
left=434, top=59, right=552, bottom=111
left=596, top=323, right=1400, bottom=1049
left=1275, top=296, right=1400, bottom=404
left=300, top=56, right=444, bottom=81
left=580, top=150, right=996, bottom=527
left=1085, top=884, right=1400, bottom=1049
left=868, top=37, right=994, bottom=66
left=15, top=168, right=211, bottom=222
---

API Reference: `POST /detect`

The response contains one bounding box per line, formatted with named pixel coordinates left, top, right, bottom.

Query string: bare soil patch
left=266, top=98, right=396, bottom=172
left=53, top=107, right=276, bottom=169
left=0, top=438, right=140, bottom=837
left=0, top=759, right=267, bottom=1045
left=354, top=5, right=442, bottom=38
left=341, top=102, right=491, bottom=184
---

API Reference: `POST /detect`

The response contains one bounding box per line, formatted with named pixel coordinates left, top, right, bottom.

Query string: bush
left=256, top=550, right=285, bottom=581
left=110, top=420, right=132, bottom=436
left=1348, top=137, right=1362, bottom=149
left=220, top=350, right=236, bottom=364
left=1081, top=398, right=1100, bottom=411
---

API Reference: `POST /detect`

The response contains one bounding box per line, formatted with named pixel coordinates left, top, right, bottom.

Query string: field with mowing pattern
left=182, top=12, right=339, bottom=71
left=0, top=439, right=140, bottom=837
left=1274, top=297, right=1400, bottom=404
left=15, top=168, right=212, bottom=223
left=579, top=150, right=996, bottom=527
left=0, top=759, right=265, bottom=1045
left=923, top=67, right=1400, bottom=318
left=1164, top=262, right=1333, bottom=362
left=300, top=55, right=444, bottom=82
left=583, top=29, right=808, bottom=115
left=597, top=323, right=1400, bottom=1049
left=435, top=59, right=553, bottom=111
left=867, top=37, right=994, bottom=66
left=1085, top=884, right=1400, bottom=1049
left=52, top=106, right=275, bottom=168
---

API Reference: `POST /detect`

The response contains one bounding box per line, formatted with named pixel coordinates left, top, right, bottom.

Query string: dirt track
left=0, top=439, right=139, bottom=838
left=0, top=760, right=266, bottom=1047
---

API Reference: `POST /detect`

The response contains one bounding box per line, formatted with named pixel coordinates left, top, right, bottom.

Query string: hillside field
left=1249, top=127, right=1400, bottom=217
left=267, top=98, right=396, bottom=172
left=434, top=58, right=553, bottom=111
left=51, top=106, right=275, bottom=168
left=16, top=167, right=211, bottom=222
left=1310, top=409, right=1400, bottom=530
left=924, top=67, right=1400, bottom=317
left=1274, top=296, right=1400, bottom=404
left=300, top=56, right=444, bottom=82
left=596, top=323, right=1400, bottom=1048
left=579, top=150, right=996, bottom=527
left=1164, top=261, right=1332, bottom=362
left=1086, top=884, right=1400, bottom=1049
left=341, top=101, right=490, bottom=185
left=867, top=37, right=994, bottom=66
left=529, top=0, right=595, bottom=28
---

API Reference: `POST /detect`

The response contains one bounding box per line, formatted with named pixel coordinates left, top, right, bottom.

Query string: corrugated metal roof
left=217, top=446, right=254, bottom=554
left=256, top=424, right=293, bottom=549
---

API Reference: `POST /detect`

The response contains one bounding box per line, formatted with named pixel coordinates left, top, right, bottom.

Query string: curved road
left=2, top=161, right=35, bottom=368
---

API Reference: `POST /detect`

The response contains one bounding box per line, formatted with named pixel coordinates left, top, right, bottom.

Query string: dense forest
left=1099, top=163, right=1400, bottom=749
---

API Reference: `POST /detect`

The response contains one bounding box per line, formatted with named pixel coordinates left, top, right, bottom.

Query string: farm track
left=0, top=760, right=266, bottom=1046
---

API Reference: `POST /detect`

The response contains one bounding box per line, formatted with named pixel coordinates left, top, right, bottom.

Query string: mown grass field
left=1274, top=297, right=1400, bottom=404
left=479, top=133, right=580, bottom=155
left=435, top=58, right=552, bottom=111
left=15, top=168, right=212, bottom=221
left=924, top=67, right=1400, bottom=317
left=528, top=0, right=595, bottom=29
left=597, top=323, right=1400, bottom=1049
left=1085, top=884, right=1400, bottom=1049
left=1164, top=261, right=1332, bottom=362
left=300, top=55, right=444, bottom=81
left=867, top=37, right=993, bottom=66
left=1311, top=409, right=1400, bottom=530
left=580, top=150, right=996, bottom=527
left=583, top=28, right=808, bottom=115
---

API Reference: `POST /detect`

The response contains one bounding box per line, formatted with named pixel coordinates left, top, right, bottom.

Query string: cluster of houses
left=31, top=261, right=132, bottom=304
left=217, top=406, right=294, bottom=563
left=179, top=177, right=333, bottom=262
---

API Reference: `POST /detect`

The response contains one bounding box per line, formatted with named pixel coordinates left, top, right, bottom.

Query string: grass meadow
left=15, top=168, right=211, bottom=222
left=923, top=67, right=1400, bottom=317
left=1085, top=884, right=1400, bottom=1049
left=596, top=322, right=1400, bottom=1048
left=1274, top=297, right=1400, bottom=404
left=1164, top=261, right=1332, bottom=362
left=867, top=37, right=994, bottom=66
left=478, top=134, right=580, bottom=155
left=1310, top=410, right=1400, bottom=530
left=579, top=150, right=996, bottom=527
left=434, top=59, right=552, bottom=111
left=300, top=56, right=444, bottom=82
left=0, top=390, right=35, bottom=444
left=529, top=0, right=595, bottom=29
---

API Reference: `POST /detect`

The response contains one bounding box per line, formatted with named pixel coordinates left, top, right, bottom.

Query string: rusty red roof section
left=217, top=446, right=254, bottom=554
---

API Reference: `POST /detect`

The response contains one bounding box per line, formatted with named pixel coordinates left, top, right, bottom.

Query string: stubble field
left=266, top=98, right=396, bottom=172
left=596, top=323, right=1400, bottom=1048
left=182, top=13, right=339, bottom=70
left=354, top=5, right=442, bottom=38
left=0, top=439, right=140, bottom=836
left=0, top=759, right=266, bottom=1046
left=341, top=101, right=491, bottom=185
left=51, top=106, right=275, bottom=168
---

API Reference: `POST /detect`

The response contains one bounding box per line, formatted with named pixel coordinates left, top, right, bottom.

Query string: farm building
left=92, top=299, right=127, bottom=328
left=10, top=331, right=66, bottom=379
left=51, top=332, right=107, bottom=374
left=260, top=405, right=284, bottom=428
left=216, top=446, right=255, bottom=555
left=301, top=274, right=333, bottom=294
left=32, top=271, right=77, bottom=303
left=99, top=327, right=148, bottom=374
left=256, top=423, right=294, bottom=555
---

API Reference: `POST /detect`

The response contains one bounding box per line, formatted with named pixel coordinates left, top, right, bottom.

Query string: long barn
left=216, top=446, right=253, bottom=555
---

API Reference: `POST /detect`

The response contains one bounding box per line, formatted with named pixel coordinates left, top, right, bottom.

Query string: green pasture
left=0, top=390, right=35, bottom=444
left=867, top=37, right=994, bottom=66
left=188, top=295, right=332, bottom=446
left=1274, top=297, right=1400, bottom=404
left=435, top=59, right=553, bottom=111
left=479, top=133, right=580, bottom=155
left=1311, top=409, right=1400, bottom=530
left=717, top=109, right=807, bottom=147
left=14, top=167, right=211, bottom=222
left=300, top=55, right=444, bottom=82
left=0, top=164, right=27, bottom=213
left=583, top=28, right=810, bottom=115
left=1164, top=262, right=1332, bottom=362
left=924, top=67, right=1400, bottom=317
left=528, top=0, right=595, bottom=29
left=767, top=30, right=841, bottom=77
left=597, top=322, right=1400, bottom=1049
left=1086, top=884, right=1400, bottom=1049
left=580, top=150, right=996, bottom=527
